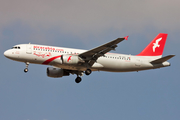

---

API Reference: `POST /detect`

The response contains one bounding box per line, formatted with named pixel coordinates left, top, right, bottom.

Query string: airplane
left=4, top=33, right=175, bottom=83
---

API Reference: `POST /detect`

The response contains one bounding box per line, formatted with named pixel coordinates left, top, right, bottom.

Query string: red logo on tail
left=152, top=37, right=162, bottom=52
left=137, top=33, right=168, bottom=56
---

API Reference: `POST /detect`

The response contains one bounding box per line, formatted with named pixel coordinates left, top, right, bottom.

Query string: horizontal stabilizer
left=150, top=55, right=175, bottom=64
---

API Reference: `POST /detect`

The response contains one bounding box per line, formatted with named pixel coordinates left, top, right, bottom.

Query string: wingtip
left=124, top=36, right=129, bottom=40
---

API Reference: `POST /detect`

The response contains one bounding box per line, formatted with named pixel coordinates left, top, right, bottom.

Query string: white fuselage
left=4, top=44, right=170, bottom=72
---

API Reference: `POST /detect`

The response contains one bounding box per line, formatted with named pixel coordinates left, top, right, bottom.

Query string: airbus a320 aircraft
left=4, top=33, right=175, bottom=83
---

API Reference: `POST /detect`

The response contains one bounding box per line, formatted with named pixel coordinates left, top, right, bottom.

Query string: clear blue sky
left=0, top=1, right=180, bottom=120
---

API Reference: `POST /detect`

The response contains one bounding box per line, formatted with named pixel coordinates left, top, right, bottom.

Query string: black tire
left=85, top=69, right=92, bottom=75
left=75, top=77, right=82, bottom=83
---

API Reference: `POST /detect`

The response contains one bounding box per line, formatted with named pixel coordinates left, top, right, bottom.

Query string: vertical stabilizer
left=137, top=33, right=168, bottom=56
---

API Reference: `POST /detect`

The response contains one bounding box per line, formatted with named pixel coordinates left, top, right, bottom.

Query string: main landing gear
left=75, top=71, right=83, bottom=83
left=85, top=69, right=92, bottom=75
left=75, top=76, right=82, bottom=83
left=24, top=62, right=29, bottom=73
left=75, top=69, right=92, bottom=83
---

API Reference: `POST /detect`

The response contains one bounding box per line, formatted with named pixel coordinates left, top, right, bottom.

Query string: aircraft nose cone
left=4, top=50, right=10, bottom=58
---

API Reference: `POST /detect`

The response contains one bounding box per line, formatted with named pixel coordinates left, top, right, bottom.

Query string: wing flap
left=150, top=55, right=175, bottom=64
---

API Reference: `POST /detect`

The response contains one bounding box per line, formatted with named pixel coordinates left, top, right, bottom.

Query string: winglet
left=124, top=36, right=129, bottom=40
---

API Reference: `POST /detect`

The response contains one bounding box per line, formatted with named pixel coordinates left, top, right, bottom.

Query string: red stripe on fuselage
left=42, top=55, right=61, bottom=65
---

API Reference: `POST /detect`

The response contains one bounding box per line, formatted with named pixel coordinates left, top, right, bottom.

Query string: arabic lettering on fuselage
left=33, top=51, right=52, bottom=58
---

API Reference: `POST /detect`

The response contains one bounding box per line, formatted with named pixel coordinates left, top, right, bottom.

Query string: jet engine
left=61, top=55, right=84, bottom=65
left=47, top=67, right=70, bottom=78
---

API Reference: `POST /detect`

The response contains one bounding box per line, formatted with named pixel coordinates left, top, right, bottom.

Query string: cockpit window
left=12, top=46, right=21, bottom=49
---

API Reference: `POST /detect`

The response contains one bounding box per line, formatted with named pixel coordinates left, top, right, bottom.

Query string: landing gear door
left=26, top=44, right=32, bottom=54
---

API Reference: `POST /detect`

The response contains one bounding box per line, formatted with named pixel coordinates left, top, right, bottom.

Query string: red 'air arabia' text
left=34, top=46, right=64, bottom=51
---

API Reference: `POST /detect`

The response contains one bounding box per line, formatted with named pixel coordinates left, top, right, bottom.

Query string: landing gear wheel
left=24, top=68, right=28, bottom=73
left=85, top=69, right=92, bottom=75
left=24, top=62, right=29, bottom=73
left=75, top=77, right=82, bottom=83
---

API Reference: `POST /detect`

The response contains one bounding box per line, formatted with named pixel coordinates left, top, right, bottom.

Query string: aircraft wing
left=79, top=37, right=128, bottom=66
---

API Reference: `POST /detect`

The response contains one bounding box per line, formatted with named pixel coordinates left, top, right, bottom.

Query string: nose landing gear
left=24, top=62, right=29, bottom=73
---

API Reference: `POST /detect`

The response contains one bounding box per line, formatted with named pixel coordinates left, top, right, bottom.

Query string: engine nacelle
left=61, top=55, right=84, bottom=65
left=47, top=67, right=70, bottom=78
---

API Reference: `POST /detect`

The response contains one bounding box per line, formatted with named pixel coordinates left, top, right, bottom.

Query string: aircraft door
left=26, top=44, right=32, bottom=54
left=135, top=59, right=141, bottom=66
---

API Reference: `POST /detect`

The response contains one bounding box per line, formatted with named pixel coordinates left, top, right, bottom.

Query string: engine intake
left=47, top=67, right=70, bottom=78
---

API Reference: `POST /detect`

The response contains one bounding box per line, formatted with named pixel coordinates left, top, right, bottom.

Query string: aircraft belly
left=97, top=58, right=134, bottom=72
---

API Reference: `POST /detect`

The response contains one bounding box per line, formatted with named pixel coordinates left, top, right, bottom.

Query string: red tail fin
left=137, top=33, right=168, bottom=56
